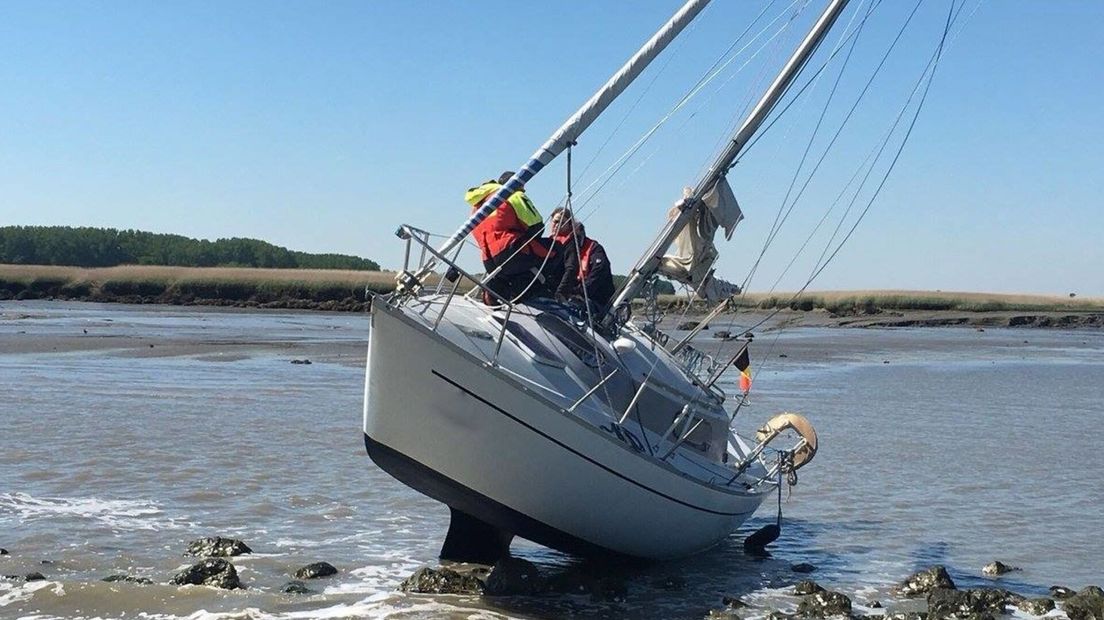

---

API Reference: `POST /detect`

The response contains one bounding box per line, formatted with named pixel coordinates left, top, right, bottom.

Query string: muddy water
left=1, top=301, right=1101, bottom=619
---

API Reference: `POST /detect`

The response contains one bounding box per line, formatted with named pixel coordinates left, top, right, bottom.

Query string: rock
left=927, top=587, right=1019, bottom=619
left=768, top=612, right=797, bottom=620
left=0, top=548, right=7, bottom=555
left=24, top=572, right=46, bottom=582
left=170, top=558, right=243, bottom=590
left=677, top=321, right=699, bottom=331
left=399, top=566, right=483, bottom=595
left=1061, top=587, right=1104, bottom=620
left=884, top=614, right=928, bottom=620
left=981, top=561, right=1019, bottom=576
left=794, top=580, right=825, bottom=595
left=185, top=536, right=252, bottom=557
left=707, top=608, right=744, bottom=619
left=1051, top=586, right=1076, bottom=599
left=294, top=561, right=338, bottom=580
left=899, top=566, right=956, bottom=596
left=281, top=581, right=314, bottom=594
left=796, top=590, right=852, bottom=617
left=102, top=574, right=153, bottom=585
left=484, top=557, right=542, bottom=596
left=868, top=601, right=883, bottom=608
left=290, top=359, right=312, bottom=365
left=792, top=563, right=817, bottom=573
left=714, top=330, right=732, bottom=339
left=779, top=353, right=788, bottom=358
left=1017, top=598, right=1055, bottom=616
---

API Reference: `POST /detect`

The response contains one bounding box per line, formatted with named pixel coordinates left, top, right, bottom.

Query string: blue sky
left=2, top=1, right=1101, bottom=296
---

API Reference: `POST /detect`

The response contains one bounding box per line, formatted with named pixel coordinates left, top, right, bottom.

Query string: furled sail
left=658, top=178, right=743, bottom=301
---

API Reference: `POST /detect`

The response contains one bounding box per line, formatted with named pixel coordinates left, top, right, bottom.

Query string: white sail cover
left=658, top=178, right=743, bottom=301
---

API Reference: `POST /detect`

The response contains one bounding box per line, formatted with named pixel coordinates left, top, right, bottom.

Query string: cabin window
left=489, top=316, right=565, bottom=368
left=534, top=313, right=603, bottom=368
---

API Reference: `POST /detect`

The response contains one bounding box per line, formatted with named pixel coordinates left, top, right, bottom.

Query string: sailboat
left=364, top=0, right=893, bottom=562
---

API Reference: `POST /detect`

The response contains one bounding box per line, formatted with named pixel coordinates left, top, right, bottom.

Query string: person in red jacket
left=556, top=220, right=615, bottom=313
left=465, top=172, right=550, bottom=303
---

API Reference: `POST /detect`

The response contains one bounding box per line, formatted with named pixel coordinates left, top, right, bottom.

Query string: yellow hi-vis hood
left=463, top=181, right=543, bottom=228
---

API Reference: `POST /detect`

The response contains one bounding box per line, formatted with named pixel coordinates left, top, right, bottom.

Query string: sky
left=1, top=0, right=1101, bottom=296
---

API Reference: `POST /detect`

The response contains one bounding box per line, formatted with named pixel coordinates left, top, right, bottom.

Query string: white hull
left=364, top=300, right=766, bottom=560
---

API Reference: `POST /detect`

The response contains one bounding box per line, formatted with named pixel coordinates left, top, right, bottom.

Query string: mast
left=608, top=0, right=852, bottom=315
left=401, top=0, right=713, bottom=289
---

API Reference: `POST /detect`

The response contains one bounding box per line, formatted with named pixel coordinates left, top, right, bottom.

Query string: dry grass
left=657, top=289, right=1104, bottom=313
left=3, top=264, right=1100, bottom=312
left=0, top=264, right=398, bottom=286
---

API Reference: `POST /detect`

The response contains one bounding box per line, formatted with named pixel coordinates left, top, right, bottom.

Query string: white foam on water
left=0, top=492, right=190, bottom=531
left=117, top=595, right=516, bottom=620
left=0, top=579, right=59, bottom=608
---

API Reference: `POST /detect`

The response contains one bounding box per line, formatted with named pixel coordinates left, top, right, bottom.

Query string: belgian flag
left=734, top=345, right=751, bottom=393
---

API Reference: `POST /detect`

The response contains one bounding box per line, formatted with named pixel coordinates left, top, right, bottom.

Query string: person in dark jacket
left=556, top=220, right=615, bottom=314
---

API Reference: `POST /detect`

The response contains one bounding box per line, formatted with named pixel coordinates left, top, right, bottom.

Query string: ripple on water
left=0, top=492, right=191, bottom=532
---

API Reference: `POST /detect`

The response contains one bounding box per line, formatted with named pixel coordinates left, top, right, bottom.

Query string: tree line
left=0, top=226, right=380, bottom=271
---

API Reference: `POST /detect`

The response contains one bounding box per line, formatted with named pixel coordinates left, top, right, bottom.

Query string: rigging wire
left=751, top=0, right=921, bottom=295
left=740, top=0, right=960, bottom=338
left=565, top=0, right=808, bottom=222
left=741, top=0, right=878, bottom=294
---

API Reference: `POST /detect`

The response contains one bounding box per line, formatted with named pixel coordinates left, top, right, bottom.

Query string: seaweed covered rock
left=0, top=548, right=7, bottom=555
left=884, top=613, right=928, bottom=620
left=484, top=557, right=542, bottom=596
left=399, top=566, right=483, bottom=595
left=926, top=588, right=1021, bottom=619
left=1017, top=598, right=1055, bottom=616
left=281, top=581, right=314, bottom=594
left=795, top=580, right=825, bottom=595
left=796, top=590, right=852, bottom=617
left=185, top=537, right=252, bottom=558
left=1061, top=586, right=1104, bottom=620
left=899, top=566, right=956, bottom=596
left=792, top=563, right=817, bottom=574
left=706, top=608, right=744, bottom=619
left=170, top=558, right=242, bottom=590
left=981, top=561, right=1019, bottom=577
left=102, top=574, right=153, bottom=585
left=294, top=561, right=338, bottom=580
left=24, top=572, right=46, bottom=582
left=1051, top=586, right=1076, bottom=599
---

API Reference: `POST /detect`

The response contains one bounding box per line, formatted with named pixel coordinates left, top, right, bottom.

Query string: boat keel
left=440, top=507, right=514, bottom=565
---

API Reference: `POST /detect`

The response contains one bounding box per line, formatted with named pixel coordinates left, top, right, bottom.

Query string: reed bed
left=658, top=289, right=1103, bottom=314
left=0, top=264, right=413, bottom=307
left=2, top=264, right=1099, bottom=313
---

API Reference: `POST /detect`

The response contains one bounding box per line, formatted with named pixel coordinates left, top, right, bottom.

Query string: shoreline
left=2, top=263, right=1101, bottom=330
left=2, top=295, right=1103, bottom=332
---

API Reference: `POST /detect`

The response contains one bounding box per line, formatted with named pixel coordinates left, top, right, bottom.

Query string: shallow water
left=1, top=301, right=1101, bottom=619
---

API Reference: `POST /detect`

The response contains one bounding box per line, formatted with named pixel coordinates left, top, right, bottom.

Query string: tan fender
left=756, top=412, right=818, bottom=470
